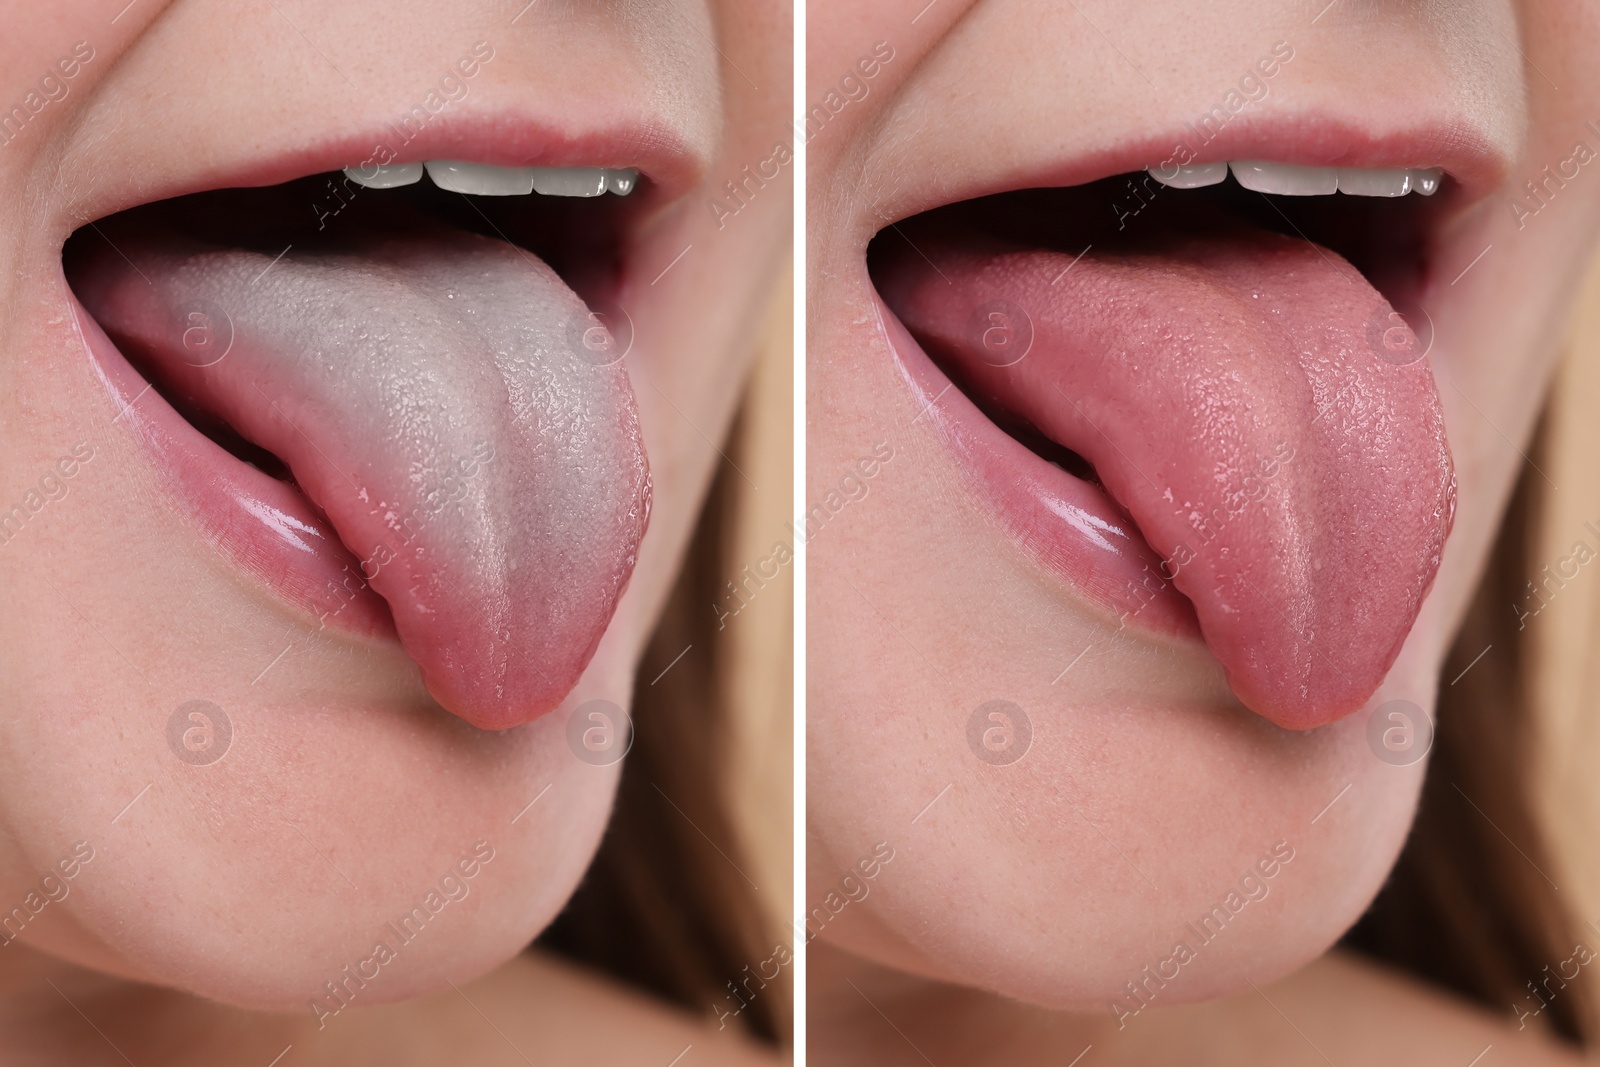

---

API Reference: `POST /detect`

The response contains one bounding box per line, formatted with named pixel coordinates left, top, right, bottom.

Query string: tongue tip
left=1248, top=698, right=1360, bottom=733
left=427, top=673, right=569, bottom=732
left=449, top=705, right=550, bottom=732
left=408, top=579, right=633, bottom=734
left=1227, top=644, right=1405, bottom=732
left=1233, top=681, right=1367, bottom=732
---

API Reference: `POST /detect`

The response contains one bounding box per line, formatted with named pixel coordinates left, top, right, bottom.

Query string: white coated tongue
left=73, top=226, right=650, bottom=730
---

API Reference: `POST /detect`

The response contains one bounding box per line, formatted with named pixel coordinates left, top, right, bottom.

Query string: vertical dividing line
left=791, top=0, right=808, bottom=1060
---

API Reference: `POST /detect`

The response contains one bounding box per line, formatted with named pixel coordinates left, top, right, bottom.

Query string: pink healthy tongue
left=880, top=226, right=1454, bottom=730
left=74, top=227, right=649, bottom=731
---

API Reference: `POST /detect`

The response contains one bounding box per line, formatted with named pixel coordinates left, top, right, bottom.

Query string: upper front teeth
left=347, top=161, right=426, bottom=189
left=1331, top=167, right=1416, bottom=197
left=1231, top=161, right=1339, bottom=195
left=342, top=161, right=640, bottom=196
left=1153, top=161, right=1230, bottom=189
left=1151, top=161, right=1442, bottom=197
left=427, top=160, right=536, bottom=195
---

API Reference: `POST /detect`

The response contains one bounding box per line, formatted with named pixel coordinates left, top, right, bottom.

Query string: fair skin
left=812, top=942, right=1586, bottom=1065
left=9, top=940, right=769, bottom=1065
left=0, top=0, right=786, bottom=1061
left=808, top=0, right=1600, bottom=1059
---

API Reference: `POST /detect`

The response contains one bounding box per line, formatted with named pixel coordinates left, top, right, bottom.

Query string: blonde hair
left=1344, top=250, right=1600, bottom=1047
left=1528, top=250, right=1600, bottom=1040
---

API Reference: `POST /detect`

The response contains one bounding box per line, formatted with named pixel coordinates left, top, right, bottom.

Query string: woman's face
left=808, top=0, right=1600, bottom=1007
left=0, top=0, right=787, bottom=1008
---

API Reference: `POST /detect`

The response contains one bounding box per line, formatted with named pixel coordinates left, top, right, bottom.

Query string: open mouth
left=62, top=148, right=662, bottom=732
left=870, top=153, right=1463, bottom=731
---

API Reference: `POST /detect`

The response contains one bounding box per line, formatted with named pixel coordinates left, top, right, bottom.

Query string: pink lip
left=863, top=117, right=1509, bottom=239
left=57, top=111, right=706, bottom=236
left=874, top=296, right=1201, bottom=641
left=73, top=294, right=395, bottom=640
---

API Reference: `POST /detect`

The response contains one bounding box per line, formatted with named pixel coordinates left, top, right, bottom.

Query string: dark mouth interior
left=61, top=170, right=640, bottom=479
left=868, top=170, right=1447, bottom=486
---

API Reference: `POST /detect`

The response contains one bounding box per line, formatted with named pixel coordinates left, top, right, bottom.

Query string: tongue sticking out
left=879, top=224, right=1454, bottom=731
left=74, top=225, right=649, bottom=731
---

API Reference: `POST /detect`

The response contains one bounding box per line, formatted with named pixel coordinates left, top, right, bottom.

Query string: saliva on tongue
left=73, top=222, right=649, bottom=731
left=879, top=221, right=1456, bottom=731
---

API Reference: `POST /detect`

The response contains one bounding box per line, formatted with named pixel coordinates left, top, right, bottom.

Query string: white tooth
left=604, top=168, right=639, bottom=196
left=424, top=160, right=536, bottom=196
left=420, top=161, right=640, bottom=197
left=1230, top=161, right=1339, bottom=196
left=1147, top=161, right=1228, bottom=189
left=1411, top=168, right=1443, bottom=196
left=1336, top=168, right=1412, bottom=197
left=343, top=161, right=425, bottom=189
left=529, top=167, right=608, bottom=197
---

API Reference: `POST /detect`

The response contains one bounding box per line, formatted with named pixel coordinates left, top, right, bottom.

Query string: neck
left=807, top=940, right=1113, bottom=1067
left=0, top=940, right=311, bottom=1065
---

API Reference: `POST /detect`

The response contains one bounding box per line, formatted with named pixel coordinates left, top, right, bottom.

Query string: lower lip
left=874, top=295, right=1201, bottom=641
left=73, top=293, right=394, bottom=640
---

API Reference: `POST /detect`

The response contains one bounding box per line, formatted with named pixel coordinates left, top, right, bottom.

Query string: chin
left=818, top=697, right=1425, bottom=1012
left=3, top=581, right=626, bottom=1013
left=809, top=494, right=1436, bottom=1012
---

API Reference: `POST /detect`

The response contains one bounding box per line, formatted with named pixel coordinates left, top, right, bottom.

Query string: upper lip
left=47, top=110, right=710, bottom=239
left=863, top=115, right=1513, bottom=235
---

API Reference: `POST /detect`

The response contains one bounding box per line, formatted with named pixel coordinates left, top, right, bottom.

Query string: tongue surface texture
left=880, top=226, right=1454, bottom=730
left=75, top=227, right=649, bottom=730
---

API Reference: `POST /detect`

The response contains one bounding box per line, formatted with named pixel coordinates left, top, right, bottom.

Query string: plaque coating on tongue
left=75, top=230, right=649, bottom=730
